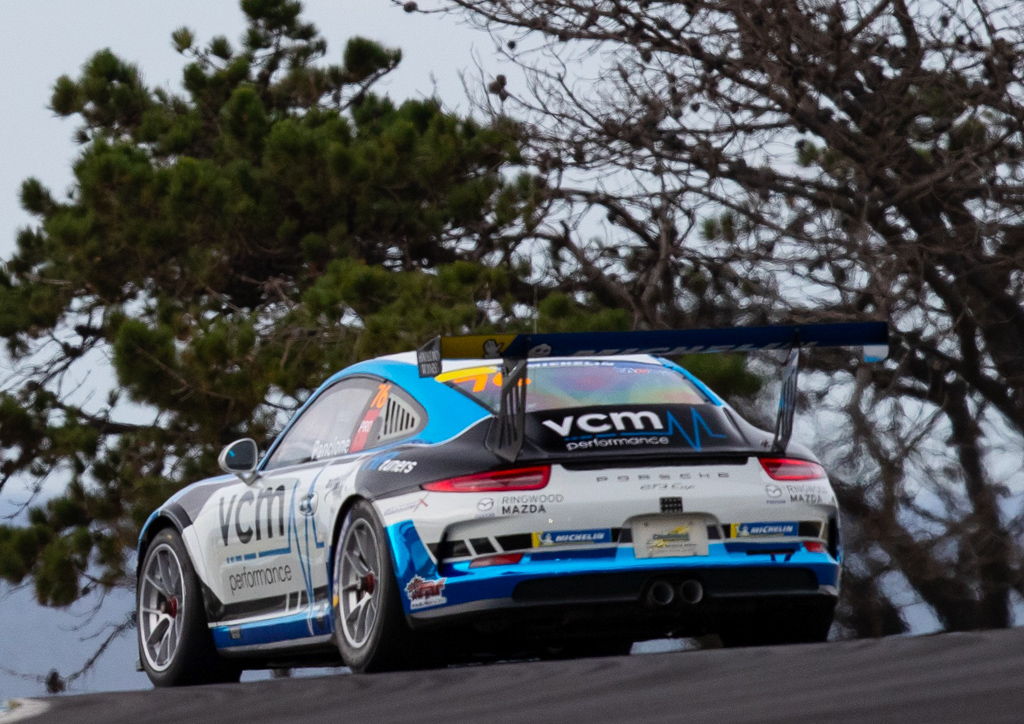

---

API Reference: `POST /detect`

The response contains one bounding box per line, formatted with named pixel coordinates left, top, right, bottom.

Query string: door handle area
left=298, top=491, right=318, bottom=516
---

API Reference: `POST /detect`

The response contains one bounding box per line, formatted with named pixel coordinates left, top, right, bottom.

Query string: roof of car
left=375, top=351, right=667, bottom=372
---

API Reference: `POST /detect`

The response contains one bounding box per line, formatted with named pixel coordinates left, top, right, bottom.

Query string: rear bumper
left=387, top=520, right=839, bottom=624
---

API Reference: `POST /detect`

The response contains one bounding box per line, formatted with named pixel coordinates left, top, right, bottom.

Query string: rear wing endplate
left=418, top=322, right=888, bottom=461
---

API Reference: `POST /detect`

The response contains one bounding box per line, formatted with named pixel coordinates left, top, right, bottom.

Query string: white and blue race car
left=135, top=323, right=887, bottom=684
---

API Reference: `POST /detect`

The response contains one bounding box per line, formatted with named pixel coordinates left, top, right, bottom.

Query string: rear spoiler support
left=418, top=322, right=888, bottom=462
left=484, top=358, right=528, bottom=462
left=772, top=346, right=801, bottom=453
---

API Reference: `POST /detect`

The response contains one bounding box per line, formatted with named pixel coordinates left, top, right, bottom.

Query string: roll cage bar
left=417, top=322, right=888, bottom=462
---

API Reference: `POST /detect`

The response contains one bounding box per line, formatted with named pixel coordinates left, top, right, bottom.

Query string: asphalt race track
left=10, top=627, right=1024, bottom=723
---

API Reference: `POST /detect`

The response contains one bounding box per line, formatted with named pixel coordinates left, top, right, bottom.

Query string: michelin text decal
left=732, top=521, right=798, bottom=537
left=531, top=529, right=612, bottom=546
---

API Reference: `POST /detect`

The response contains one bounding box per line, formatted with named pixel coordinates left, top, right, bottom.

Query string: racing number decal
left=436, top=367, right=531, bottom=393
left=370, top=382, right=392, bottom=409
left=350, top=383, right=391, bottom=453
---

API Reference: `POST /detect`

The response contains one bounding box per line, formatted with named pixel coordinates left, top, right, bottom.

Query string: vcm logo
left=542, top=410, right=661, bottom=436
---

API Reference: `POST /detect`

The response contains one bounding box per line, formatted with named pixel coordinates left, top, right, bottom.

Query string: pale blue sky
left=0, top=0, right=493, bottom=261
left=0, top=0, right=492, bottom=699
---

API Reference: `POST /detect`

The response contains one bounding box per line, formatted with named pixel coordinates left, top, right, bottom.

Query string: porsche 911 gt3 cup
left=135, top=322, right=887, bottom=684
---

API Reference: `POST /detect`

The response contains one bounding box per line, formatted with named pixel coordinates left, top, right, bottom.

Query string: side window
left=376, top=388, right=424, bottom=444
left=353, top=383, right=425, bottom=450
left=345, top=381, right=426, bottom=453
left=264, top=377, right=378, bottom=470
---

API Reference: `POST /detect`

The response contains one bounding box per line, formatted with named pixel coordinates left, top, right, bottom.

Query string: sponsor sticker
left=324, top=476, right=344, bottom=493
left=405, top=575, right=447, bottom=609
left=500, top=493, right=564, bottom=515
left=633, top=515, right=709, bottom=558
left=375, top=459, right=418, bottom=474
left=783, top=483, right=833, bottom=505
left=218, top=485, right=287, bottom=546
left=641, top=483, right=698, bottom=490
left=652, top=526, right=691, bottom=545
left=366, top=451, right=418, bottom=475
left=541, top=408, right=727, bottom=452
left=381, top=495, right=429, bottom=516
left=529, top=360, right=615, bottom=369
left=531, top=529, right=613, bottom=547
left=731, top=521, right=799, bottom=537
left=418, top=337, right=442, bottom=377
left=226, top=563, right=293, bottom=596
left=765, top=484, right=785, bottom=504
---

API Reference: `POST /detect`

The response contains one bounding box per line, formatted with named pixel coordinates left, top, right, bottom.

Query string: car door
left=200, top=377, right=379, bottom=639
left=303, top=376, right=432, bottom=618
left=304, top=378, right=429, bottom=606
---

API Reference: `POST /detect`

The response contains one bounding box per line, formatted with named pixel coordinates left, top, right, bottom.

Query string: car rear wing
left=417, top=322, right=888, bottom=462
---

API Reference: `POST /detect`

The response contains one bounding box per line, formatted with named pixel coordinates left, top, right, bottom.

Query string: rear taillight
left=421, top=466, right=550, bottom=493
left=759, top=457, right=827, bottom=481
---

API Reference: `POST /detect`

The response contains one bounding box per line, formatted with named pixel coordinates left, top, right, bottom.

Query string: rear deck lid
left=439, top=358, right=752, bottom=457
left=525, top=403, right=748, bottom=455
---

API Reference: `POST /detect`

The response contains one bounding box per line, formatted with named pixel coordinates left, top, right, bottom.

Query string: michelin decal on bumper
left=531, top=528, right=613, bottom=546
left=731, top=521, right=798, bottom=537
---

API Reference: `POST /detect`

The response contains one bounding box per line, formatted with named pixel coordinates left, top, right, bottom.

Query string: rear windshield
left=437, top=360, right=709, bottom=412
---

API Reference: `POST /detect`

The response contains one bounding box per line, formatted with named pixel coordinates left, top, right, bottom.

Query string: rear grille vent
left=470, top=537, right=496, bottom=555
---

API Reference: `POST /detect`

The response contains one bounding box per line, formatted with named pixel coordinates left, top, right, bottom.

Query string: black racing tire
left=332, top=500, right=427, bottom=673
left=718, top=599, right=835, bottom=648
left=137, top=528, right=242, bottom=687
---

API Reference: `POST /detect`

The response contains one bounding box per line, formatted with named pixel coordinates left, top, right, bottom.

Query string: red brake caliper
left=360, top=573, right=376, bottom=595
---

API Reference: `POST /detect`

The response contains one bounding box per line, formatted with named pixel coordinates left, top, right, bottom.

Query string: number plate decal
left=632, top=515, right=709, bottom=558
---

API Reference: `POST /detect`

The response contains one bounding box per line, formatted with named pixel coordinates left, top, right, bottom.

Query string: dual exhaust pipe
left=646, top=579, right=703, bottom=608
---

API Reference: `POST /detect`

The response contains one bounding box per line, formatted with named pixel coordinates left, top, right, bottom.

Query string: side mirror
left=218, top=438, right=259, bottom=483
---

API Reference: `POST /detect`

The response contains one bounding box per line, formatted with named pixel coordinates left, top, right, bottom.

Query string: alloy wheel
left=139, top=542, right=186, bottom=672
left=337, top=518, right=383, bottom=648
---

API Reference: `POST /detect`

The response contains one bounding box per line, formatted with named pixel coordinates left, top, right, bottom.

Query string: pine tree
left=0, top=0, right=542, bottom=606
